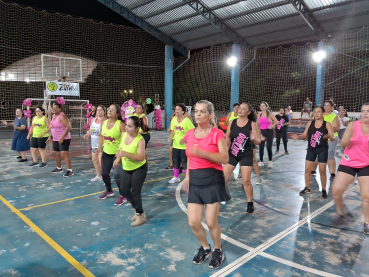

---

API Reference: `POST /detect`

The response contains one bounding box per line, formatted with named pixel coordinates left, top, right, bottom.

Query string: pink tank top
left=50, top=113, right=71, bottom=141
left=340, top=121, right=369, bottom=168
left=259, top=114, right=272, bottom=130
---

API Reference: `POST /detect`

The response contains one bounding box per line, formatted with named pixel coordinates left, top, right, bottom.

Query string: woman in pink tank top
left=332, top=103, right=369, bottom=234
left=257, top=102, right=278, bottom=168
left=46, top=103, right=73, bottom=177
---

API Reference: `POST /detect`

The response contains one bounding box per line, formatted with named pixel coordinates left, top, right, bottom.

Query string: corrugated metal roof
left=114, top=0, right=369, bottom=51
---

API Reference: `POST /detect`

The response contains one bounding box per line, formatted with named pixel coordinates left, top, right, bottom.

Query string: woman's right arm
left=27, top=118, right=35, bottom=139
left=225, top=119, right=233, bottom=148
left=341, top=122, right=354, bottom=148
left=291, top=122, right=310, bottom=140
left=168, top=130, right=174, bottom=143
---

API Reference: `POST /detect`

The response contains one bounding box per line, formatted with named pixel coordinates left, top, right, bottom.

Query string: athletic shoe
left=131, top=212, right=147, bottom=227
left=131, top=209, right=138, bottom=221
left=18, top=159, right=27, bottom=162
left=193, top=245, right=212, bottom=265
left=268, top=161, right=273, bottom=168
left=168, top=177, right=181, bottom=184
left=329, top=174, right=335, bottom=180
left=285, top=151, right=289, bottom=155
left=330, top=213, right=345, bottom=227
left=256, top=178, right=262, bottom=186
left=363, top=223, right=369, bottom=235
left=209, top=249, right=224, bottom=269
left=39, top=162, right=47, bottom=168
left=220, top=201, right=226, bottom=205
left=247, top=202, right=254, bottom=213
left=258, top=162, right=264, bottom=166
left=275, top=150, right=279, bottom=154
left=99, top=191, right=114, bottom=199
left=322, top=189, right=328, bottom=199
left=355, top=180, right=358, bottom=184
left=311, top=171, right=317, bottom=175
left=29, top=162, right=39, bottom=167
left=64, top=170, right=74, bottom=177
left=16, top=156, right=22, bottom=159
left=91, top=176, right=103, bottom=182
left=300, top=187, right=310, bottom=195
left=51, top=168, right=63, bottom=173
left=237, top=173, right=242, bottom=179
left=165, top=165, right=173, bottom=170
left=114, top=195, right=127, bottom=206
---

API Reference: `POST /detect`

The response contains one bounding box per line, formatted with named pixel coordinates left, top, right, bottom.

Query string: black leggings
left=276, top=130, right=287, bottom=152
left=172, top=148, right=187, bottom=169
left=119, top=163, right=148, bottom=214
left=101, top=152, right=120, bottom=192
left=260, top=129, right=273, bottom=162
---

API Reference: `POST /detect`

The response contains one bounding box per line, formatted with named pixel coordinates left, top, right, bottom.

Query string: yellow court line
left=0, top=194, right=95, bottom=277
left=18, top=175, right=174, bottom=211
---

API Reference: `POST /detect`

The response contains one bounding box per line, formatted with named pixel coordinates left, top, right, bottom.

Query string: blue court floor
left=0, top=130, right=368, bottom=277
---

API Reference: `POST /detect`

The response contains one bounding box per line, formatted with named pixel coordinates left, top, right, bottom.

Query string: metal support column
left=165, top=45, right=173, bottom=129
left=315, top=41, right=325, bottom=107
left=230, top=44, right=240, bottom=112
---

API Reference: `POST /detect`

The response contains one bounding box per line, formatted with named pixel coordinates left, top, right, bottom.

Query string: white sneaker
left=268, top=161, right=273, bottom=168
left=91, top=176, right=103, bottom=182
left=168, top=177, right=181, bottom=184
left=258, top=162, right=264, bottom=166
left=256, top=178, right=262, bottom=186
left=220, top=201, right=226, bottom=205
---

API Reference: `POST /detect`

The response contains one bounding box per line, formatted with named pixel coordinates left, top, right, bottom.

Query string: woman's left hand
left=179, top=138, right=185, bottom=145
left=58, top=137, right=64, bottom=145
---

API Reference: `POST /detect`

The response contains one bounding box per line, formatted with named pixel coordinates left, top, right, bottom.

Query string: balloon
left=146, top=98, right=151, bottom=104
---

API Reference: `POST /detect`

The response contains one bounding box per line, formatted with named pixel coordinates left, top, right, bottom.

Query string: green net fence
left=1, top=1, right=368, bottom=129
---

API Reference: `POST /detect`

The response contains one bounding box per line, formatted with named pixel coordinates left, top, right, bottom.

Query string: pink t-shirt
left=50, top=113, right=71, bottom=141
left=184, top=127, right=225, bottom=171
left=340, top=121, right=369, bottom=168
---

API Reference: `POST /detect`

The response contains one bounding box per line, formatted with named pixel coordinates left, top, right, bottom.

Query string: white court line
left=175, top=181, right=358, bottom=277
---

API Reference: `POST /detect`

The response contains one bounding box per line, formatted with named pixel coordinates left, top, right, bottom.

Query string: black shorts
left=53, top=139, right=71, bottom=152
left=31, top=137, right=48, bottom=149
left=228, top=155, right=253, bottom=167
left=306, top=148, right=328, bottom=163
left=142, top=133, right=150, bottom=149
left=188, top=168, right=231, bottom=204
left=337, top=165, right=369, bottom=177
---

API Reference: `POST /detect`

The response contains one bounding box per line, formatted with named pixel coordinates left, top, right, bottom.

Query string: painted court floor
left=0, top=130, right=368, bottom=277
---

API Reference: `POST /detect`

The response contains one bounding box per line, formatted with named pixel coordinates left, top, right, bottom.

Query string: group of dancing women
left=4, top=98, right=369, bottom=270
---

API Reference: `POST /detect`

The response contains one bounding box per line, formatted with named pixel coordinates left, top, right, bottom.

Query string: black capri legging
left=142, top=133, right=150, bottom=149
left=119, top=162, right=148, bottom=214
left=101, top=152, right=121, bottom=192
left=260, top=129, right=273, bottom=162
left=172, top=148, right=187, bottom=169
left=276, top=130, right=287, bottom=152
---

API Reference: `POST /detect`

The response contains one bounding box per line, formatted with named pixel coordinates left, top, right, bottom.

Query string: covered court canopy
left=97, top=0, right=369, bottom=55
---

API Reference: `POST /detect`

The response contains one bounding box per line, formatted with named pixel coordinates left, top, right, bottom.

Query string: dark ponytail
left=112, top=104, right=123, bottom=121
left=241, top=102, right=256, bottom=122
left=129, top=116, right=149, bottom=133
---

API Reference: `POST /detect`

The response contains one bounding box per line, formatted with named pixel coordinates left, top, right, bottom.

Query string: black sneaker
left=64, top=170, right=74, bottom=177
left=330, top=213, right=345, bottom=227
left=16, top=156, right=22, bottom=159
left=363, top=223, right=369, bottom=235
left=311, top=171, right=317, bottom=175
left=193, top=245, right=212, bottom=265
left=330, top=174, right=335, bottom=180
left=39, top=162, right=47, bottom=168
left=29, top=162, right=39, bottom=167
left=247, top=202, right=254, bottom=213
left=300, top=187, right=310, bottom=195
left=322, top=189, right=328, bottom=199
left=165, top=165, right=173, bottom=170
left=18, top=159, right=27, bottom=162
left=209, top=249, right=224, bottom=269
left=285, top=151, right=289, bottom=155
left=275, top=150, right=279, bottom=154
left=51, top=168, right=63, bottom=173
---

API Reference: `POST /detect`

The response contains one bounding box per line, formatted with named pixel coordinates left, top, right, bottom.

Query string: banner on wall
left=45, top=81, right=80, bottom=96
left=121, top=99, right=137, bottom=121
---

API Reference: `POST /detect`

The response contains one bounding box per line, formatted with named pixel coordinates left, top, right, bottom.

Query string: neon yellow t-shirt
left=170, top=117, right=194, bottom=150
left=119, top=132, right=146, bottom=171
left=324, top=113, right=338, bottom=138
left=229, top=112, right=239, bottom=122
left=101, top=120, right=122, bottom=154
left=32, top=116, right=49, bottom=138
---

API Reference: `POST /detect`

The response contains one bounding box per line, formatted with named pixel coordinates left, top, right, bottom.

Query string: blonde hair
left=260, top=101, right=271, bottom=118
left=195, top=100, right=218, bottom=128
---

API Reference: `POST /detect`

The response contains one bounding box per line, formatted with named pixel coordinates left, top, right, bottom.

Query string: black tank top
left=229, top=119, right=253, bottom=157
left=307, top=120, right=328, bottom=152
